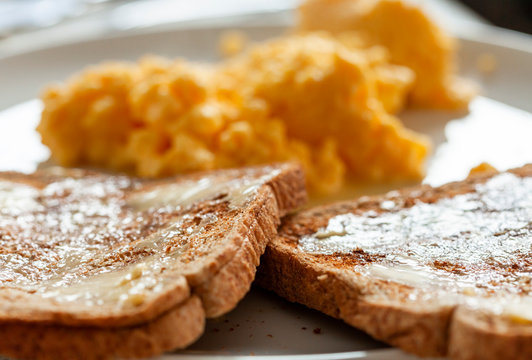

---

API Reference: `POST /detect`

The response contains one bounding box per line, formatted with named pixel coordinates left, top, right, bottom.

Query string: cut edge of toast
left=0, top=297, right=205, bottom=360
left=0, top=162, right=306, bottom=360
left=257, top=164, right=532, bottom=360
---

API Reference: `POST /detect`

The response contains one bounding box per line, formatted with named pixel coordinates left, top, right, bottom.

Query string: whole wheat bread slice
left=257, top=164, right=532, bottom=359
left=0, top=163, right=306, bottom=360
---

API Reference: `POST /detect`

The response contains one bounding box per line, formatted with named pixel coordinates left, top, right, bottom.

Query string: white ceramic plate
left=0, top=22, right=531, bottom=360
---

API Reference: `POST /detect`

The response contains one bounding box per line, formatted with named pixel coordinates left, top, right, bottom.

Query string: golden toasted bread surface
left=258, top=164, right=532, bottom=359
left=0, top=163, right=306, bottom=359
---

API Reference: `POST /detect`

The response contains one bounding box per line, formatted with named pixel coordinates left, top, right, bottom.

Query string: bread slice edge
left=257, top=164, right=532, bottom=358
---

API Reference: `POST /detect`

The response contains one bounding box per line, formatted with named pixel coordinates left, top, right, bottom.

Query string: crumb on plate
left=476, top=53, right=497, bottom=75
left=219, top=30, right=249, bottom=57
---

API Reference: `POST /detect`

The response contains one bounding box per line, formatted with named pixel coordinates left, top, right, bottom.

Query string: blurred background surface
left=458, top=0, right=532, bottom=35
left=1, top=0, right=531, bottom=57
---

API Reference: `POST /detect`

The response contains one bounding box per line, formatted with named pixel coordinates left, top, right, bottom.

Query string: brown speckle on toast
left=257, top=164, right=532, bottom=360
left=0, top=163, right=307, bottom=360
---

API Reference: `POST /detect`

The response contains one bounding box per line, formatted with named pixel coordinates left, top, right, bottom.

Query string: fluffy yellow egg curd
left=38, top=33, right=430, bottom=196
left=298, top=0, right=477, bottom=109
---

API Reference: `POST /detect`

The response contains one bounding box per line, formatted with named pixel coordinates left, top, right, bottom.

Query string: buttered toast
left=0, top=163, right=306, bottom=360
left=257, top=164, right=532, bottom=359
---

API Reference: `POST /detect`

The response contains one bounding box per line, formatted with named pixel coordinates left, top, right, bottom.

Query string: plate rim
left=1, top=19, right=531, bottom=62
left=0, top=18, right=530, bottom=360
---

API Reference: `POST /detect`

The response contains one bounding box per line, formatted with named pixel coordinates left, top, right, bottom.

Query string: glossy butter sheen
left=0, top=170, right=272, bottom=308
left=128, top=169, right=281, bottom=211
left=299, top=173, right=532, bottom=319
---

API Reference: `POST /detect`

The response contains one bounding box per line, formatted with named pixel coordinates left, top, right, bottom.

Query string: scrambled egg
left=39, top=33, right=430, bottom=195
left=298, top=0, right=477, bottom=109
left=468, top=162, right=498, bottom=177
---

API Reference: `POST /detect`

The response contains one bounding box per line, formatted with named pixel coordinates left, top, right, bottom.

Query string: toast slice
left=257, top=164, right=532, bottom=359
left=0, top=163, right=306, bottom=360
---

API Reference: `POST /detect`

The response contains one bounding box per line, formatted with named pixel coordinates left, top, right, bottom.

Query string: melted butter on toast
left=0, top=168, right=277, bottom=308
left=128, top=169, right=280, bottom=211
left=0, top=181, right=43, bottom=214
left=300, top=173, right=532, bottom=321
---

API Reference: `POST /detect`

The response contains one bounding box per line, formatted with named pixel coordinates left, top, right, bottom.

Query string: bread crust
left=194, top=187, right=278, bottom=317
left=449, top=308, right=532, bottom=360
left=194, top=163, right=306, bottom=317
left=257, top=164, right=532, bottom=359
left=0, top=296, right=204, bottom=360
left=0, top=163, right=306, bottom=359
left=258, top=241, right=452, bottom=356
